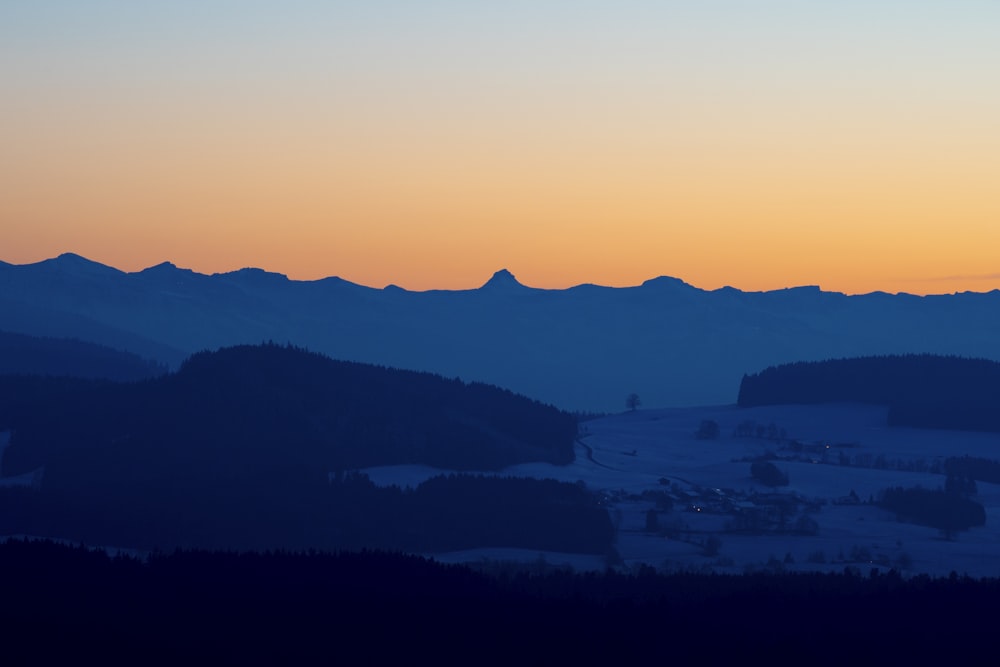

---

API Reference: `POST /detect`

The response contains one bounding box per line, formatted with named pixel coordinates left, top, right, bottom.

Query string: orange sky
left=2, top=2, right=998, bottom=294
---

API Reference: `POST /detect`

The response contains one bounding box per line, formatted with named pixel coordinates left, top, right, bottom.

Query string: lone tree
left=695, top=419, right=720, bottom=440
left=751, top=460, right=789, bottom=487
left=626, top=393, right=641, bottom=412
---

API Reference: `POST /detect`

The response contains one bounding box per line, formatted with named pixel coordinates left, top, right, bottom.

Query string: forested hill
left=0, top=344, right=597, bottom=551
left=1, top=342, right=577, bottom=476
left=0, top=330, right=166, bottom=381
left=737, top=354, right=1000, bottom=432
left=2, top=538, right=997, bottom=664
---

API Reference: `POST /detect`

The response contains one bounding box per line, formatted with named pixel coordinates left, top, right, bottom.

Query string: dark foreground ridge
left=0, top=344, right=604, bottom=552
left=1, top=342, right=576, bottom=476
left=1, top=538, right=995, bottom=664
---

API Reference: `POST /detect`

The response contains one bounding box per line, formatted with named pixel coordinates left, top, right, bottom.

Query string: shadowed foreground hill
left=0, top=344, right=604, bottom=551
left=1, top=538, right=996, bottom=664
left=738, top=354, right=1000, bottom=432
left=1, top=342, right=576, bottom=475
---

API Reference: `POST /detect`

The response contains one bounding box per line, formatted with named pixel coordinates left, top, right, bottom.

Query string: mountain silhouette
left=480, top=268, right=527, bottom=291
left=3, top=254, right=1000, bottom=411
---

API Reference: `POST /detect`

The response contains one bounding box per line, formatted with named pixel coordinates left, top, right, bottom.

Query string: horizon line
left=3, top=251, right=998, bottom=298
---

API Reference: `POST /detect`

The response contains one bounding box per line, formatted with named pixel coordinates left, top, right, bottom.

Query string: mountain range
left=3, top=253, right=1000, bottom=412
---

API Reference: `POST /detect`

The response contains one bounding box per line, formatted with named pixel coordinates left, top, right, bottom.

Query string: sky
left=2, top=1, right=998, bottom=294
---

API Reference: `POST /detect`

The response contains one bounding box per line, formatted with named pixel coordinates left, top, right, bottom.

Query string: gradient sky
left=2, top=1, right=998, bottom=294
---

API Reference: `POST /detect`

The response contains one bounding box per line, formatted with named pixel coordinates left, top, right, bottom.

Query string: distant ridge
left=39, top=252, right=124, bottom=277
left=0, top=253, right=956, bottom=295
left=214, top=267, right=291, bottom=285
left=640, top=275, right=695, bottom=291
left=139, top=260, right=181, bottom=273
left=3, top=253, right=1000, bottom=411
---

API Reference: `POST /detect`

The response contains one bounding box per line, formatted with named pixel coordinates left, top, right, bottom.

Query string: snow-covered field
left=362, top=404, right=1000, bottom=578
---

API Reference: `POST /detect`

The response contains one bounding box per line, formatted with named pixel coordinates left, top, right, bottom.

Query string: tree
left=735, top=420, right=756, bottom=438
left=695, top=419, right=720, bottom=440
left=645, top=509, right=659, bottom=533
left=751, top=460, right=789, bottom=487
left=626, top=393, right=641, bottom=412
left=945, top=474, right=977, bottom=498
left=703, top=535, right=722, bottom=557
left=879, top=485, right=986, bottom=539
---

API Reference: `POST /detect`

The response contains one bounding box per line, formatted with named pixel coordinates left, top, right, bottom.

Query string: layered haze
left=4, top=253, right=1000, bottom=413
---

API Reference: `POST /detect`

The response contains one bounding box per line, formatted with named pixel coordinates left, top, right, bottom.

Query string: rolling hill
left=0, top=344, right=596, bottom=551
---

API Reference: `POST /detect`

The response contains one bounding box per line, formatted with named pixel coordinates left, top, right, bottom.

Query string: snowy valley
left=366, top=403, right=1000, bottom=578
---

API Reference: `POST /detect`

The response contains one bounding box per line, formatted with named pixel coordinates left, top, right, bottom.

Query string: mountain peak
left=480, top=268, right=525, bottom=290
left=39, top=253, right=122, bottom=276
left=141, top=261, right=180, bottom=273
left=639, top=275, right=696, bottom=291
left=216, top=267, right=290, bottom=284
left=56, top=252, right=89, bottom=262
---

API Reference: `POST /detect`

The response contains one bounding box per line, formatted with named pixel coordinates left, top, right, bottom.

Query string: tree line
left=0, top=471, right=614, bottom=553
left=0, top=329, right=167, bottom=381
left=879, top=486, right=986, bottom=538
left=1, top=537, right=998, bottom=664
left=738, top=354, right=1000, bottom=432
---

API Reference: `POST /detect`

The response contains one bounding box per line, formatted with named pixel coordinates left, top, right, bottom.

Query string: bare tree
left=626, top=393, right=641, bottom=412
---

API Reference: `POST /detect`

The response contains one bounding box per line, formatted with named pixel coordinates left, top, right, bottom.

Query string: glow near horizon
left=1, top=2, right=998, bottom=294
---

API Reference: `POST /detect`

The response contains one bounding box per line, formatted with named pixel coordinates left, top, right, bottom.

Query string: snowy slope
left=363, top=404, right=1000, bottom=578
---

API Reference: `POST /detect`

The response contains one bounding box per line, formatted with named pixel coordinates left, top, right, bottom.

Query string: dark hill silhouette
left=0, top=330, right=166, bottom=381
left=2, top=342, right=577, bottom=476
left=738, top=354, right=1000, bottom=432
left=1, top=538, right=996, bottom=664
left=0, top=344, right=601, bottom=551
